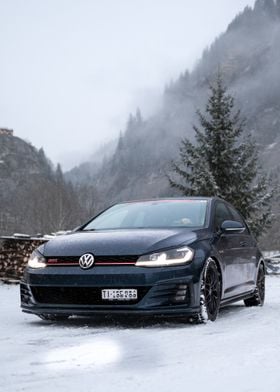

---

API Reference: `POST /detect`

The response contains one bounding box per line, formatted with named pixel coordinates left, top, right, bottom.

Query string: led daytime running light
left=136, top=246, right=194, bottom=267
left=27, top=250, right=47, bottom=269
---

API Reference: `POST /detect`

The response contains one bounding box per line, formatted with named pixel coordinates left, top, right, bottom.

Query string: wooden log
left=0, top=237, right=48, bottom=282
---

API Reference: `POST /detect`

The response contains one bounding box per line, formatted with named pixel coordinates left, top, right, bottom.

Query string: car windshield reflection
left=82, top=200, right=208, bottom=231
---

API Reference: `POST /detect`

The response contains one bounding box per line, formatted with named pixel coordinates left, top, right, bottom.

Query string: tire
left=244, top=263, right=265, bottom=307
left=191, top=258, right=221, bottom=324
left=38, top=314, right=70, bottom=322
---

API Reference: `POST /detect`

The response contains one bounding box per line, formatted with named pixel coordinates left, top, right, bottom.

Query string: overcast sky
left=0, top=0, right=256, bottom=170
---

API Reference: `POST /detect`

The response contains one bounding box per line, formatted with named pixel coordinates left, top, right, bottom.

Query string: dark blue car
left=21, top=197, right=265, bottom=323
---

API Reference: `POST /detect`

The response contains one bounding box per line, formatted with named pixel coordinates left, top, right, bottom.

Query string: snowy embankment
left=266, top=260, right=280, bottom=275
left=1, top=278, right=280, bottom=392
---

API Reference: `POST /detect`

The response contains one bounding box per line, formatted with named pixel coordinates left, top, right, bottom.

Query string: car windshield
left=82, top=200, right=208, bottom=230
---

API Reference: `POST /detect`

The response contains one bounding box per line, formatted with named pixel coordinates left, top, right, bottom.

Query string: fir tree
left=117, top=131, right=124, bottom=151
left=168, top=73, right=273, bottom=237
left=55, top=163, right=64, bottom=183
left=255, top=0, right=276, bottom=14
left=276, top=0, right=280, bottom=16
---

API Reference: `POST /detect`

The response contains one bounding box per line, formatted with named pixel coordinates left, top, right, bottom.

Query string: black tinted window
left=214, top=202, right=232, bottom=231
left=228, top=205, right=249, bottom=234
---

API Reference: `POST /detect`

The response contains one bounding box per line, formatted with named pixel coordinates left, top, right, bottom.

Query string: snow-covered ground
left=1, top=277, right=280, bottom=392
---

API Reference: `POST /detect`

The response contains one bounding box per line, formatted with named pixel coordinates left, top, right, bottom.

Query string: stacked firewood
left=0, top=237, right=47, bottom=282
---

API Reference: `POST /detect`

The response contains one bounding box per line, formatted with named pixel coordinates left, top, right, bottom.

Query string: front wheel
left=191, top=258, right=221, bottom=324
left=244, top=264, right=265, bottom=307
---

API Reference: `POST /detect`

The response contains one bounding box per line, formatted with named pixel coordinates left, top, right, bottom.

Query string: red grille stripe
left=95, top=262, right=136, bottom=265
left=46, top=260, right=136, bottom=266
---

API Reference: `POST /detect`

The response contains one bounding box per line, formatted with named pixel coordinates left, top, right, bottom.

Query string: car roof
left=117, top=197, right=220, bottom=204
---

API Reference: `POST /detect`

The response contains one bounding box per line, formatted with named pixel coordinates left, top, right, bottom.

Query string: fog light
left=173, top=285, right=188, bottom=303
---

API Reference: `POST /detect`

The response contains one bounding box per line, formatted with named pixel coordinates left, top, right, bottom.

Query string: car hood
left=42, top=228, right=204, bottom=257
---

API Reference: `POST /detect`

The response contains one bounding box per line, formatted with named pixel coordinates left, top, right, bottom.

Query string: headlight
left=135, top=246, right=194, bottom=267
left=27, top=250, right=47, bottom=269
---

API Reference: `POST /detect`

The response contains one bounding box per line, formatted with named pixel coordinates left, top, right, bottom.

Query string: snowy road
left=1, top=277, right=280, bottom=392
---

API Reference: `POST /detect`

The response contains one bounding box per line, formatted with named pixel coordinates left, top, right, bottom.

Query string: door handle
left=240, top=241, right=247, bottom=247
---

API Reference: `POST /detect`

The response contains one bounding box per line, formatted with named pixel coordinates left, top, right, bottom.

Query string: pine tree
left=117, top=131, right=124, bottom=151
left=55, top=163, right=64, bottom=183
left=255, top=0, right=276, bottom=14
left=126, top=108, right=143, bottom=134
left=168, top=73, right=273, bottom=237
left=276, top=0, right=280, bottom=16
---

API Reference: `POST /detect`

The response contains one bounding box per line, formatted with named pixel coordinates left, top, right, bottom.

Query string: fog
left=0, top=0, right=255, bottom=169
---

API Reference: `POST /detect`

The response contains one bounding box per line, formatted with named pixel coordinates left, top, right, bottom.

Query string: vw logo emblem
left=79, top=253, right=95, bottom=269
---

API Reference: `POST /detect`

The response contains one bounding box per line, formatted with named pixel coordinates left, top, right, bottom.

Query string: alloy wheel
left=204, top=260, right=221, bottom=320
left=196, top=258, right=221, bottom=323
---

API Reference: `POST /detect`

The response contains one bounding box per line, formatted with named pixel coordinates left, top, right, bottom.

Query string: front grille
left=46, top=255, right=138, bottom=266
left=31, top=286, right=151, bottom=305
left=95, top=256, right=138, bottom=265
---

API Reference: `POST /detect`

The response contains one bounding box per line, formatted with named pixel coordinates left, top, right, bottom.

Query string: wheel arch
left=195, top=255, right=222, bottom=323
left=208, top=255, right=223, bottom=295
left=198, top=253, right=224, bottom=296
left=257, top=258, right=266, bottom=279
left=258, top=258, right=265, bottom=269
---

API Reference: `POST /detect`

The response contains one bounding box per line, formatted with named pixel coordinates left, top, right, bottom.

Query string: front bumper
left=21, top=264, right=202, bottom=317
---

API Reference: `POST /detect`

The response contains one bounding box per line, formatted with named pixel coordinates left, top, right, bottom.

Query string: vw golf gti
left=21, top=198, right=265, bottom=323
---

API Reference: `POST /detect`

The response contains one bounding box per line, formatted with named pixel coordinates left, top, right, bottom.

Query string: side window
left=214, top=202, right=232, bottom=231
left=228, top=205, right=249, bottom=234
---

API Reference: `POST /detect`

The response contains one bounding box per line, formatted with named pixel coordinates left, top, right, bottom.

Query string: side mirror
left=221, top=220, right=245, bottom=233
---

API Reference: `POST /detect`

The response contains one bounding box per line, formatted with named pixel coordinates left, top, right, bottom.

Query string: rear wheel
left=191, top=258, right=221, bottom=324
left=38, top=314, right=70, bottom=322
left=244, top=264, right=265, bottom=307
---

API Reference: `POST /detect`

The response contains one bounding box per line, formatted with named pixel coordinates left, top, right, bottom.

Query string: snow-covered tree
left=168, top=72, right=273, bottom=237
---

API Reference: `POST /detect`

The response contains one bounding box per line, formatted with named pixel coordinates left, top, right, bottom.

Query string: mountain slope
left=0, top=134, right=82, bottom=235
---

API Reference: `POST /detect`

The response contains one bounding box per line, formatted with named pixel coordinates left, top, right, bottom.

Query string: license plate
left=101, top=289, right=138, bottom=301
